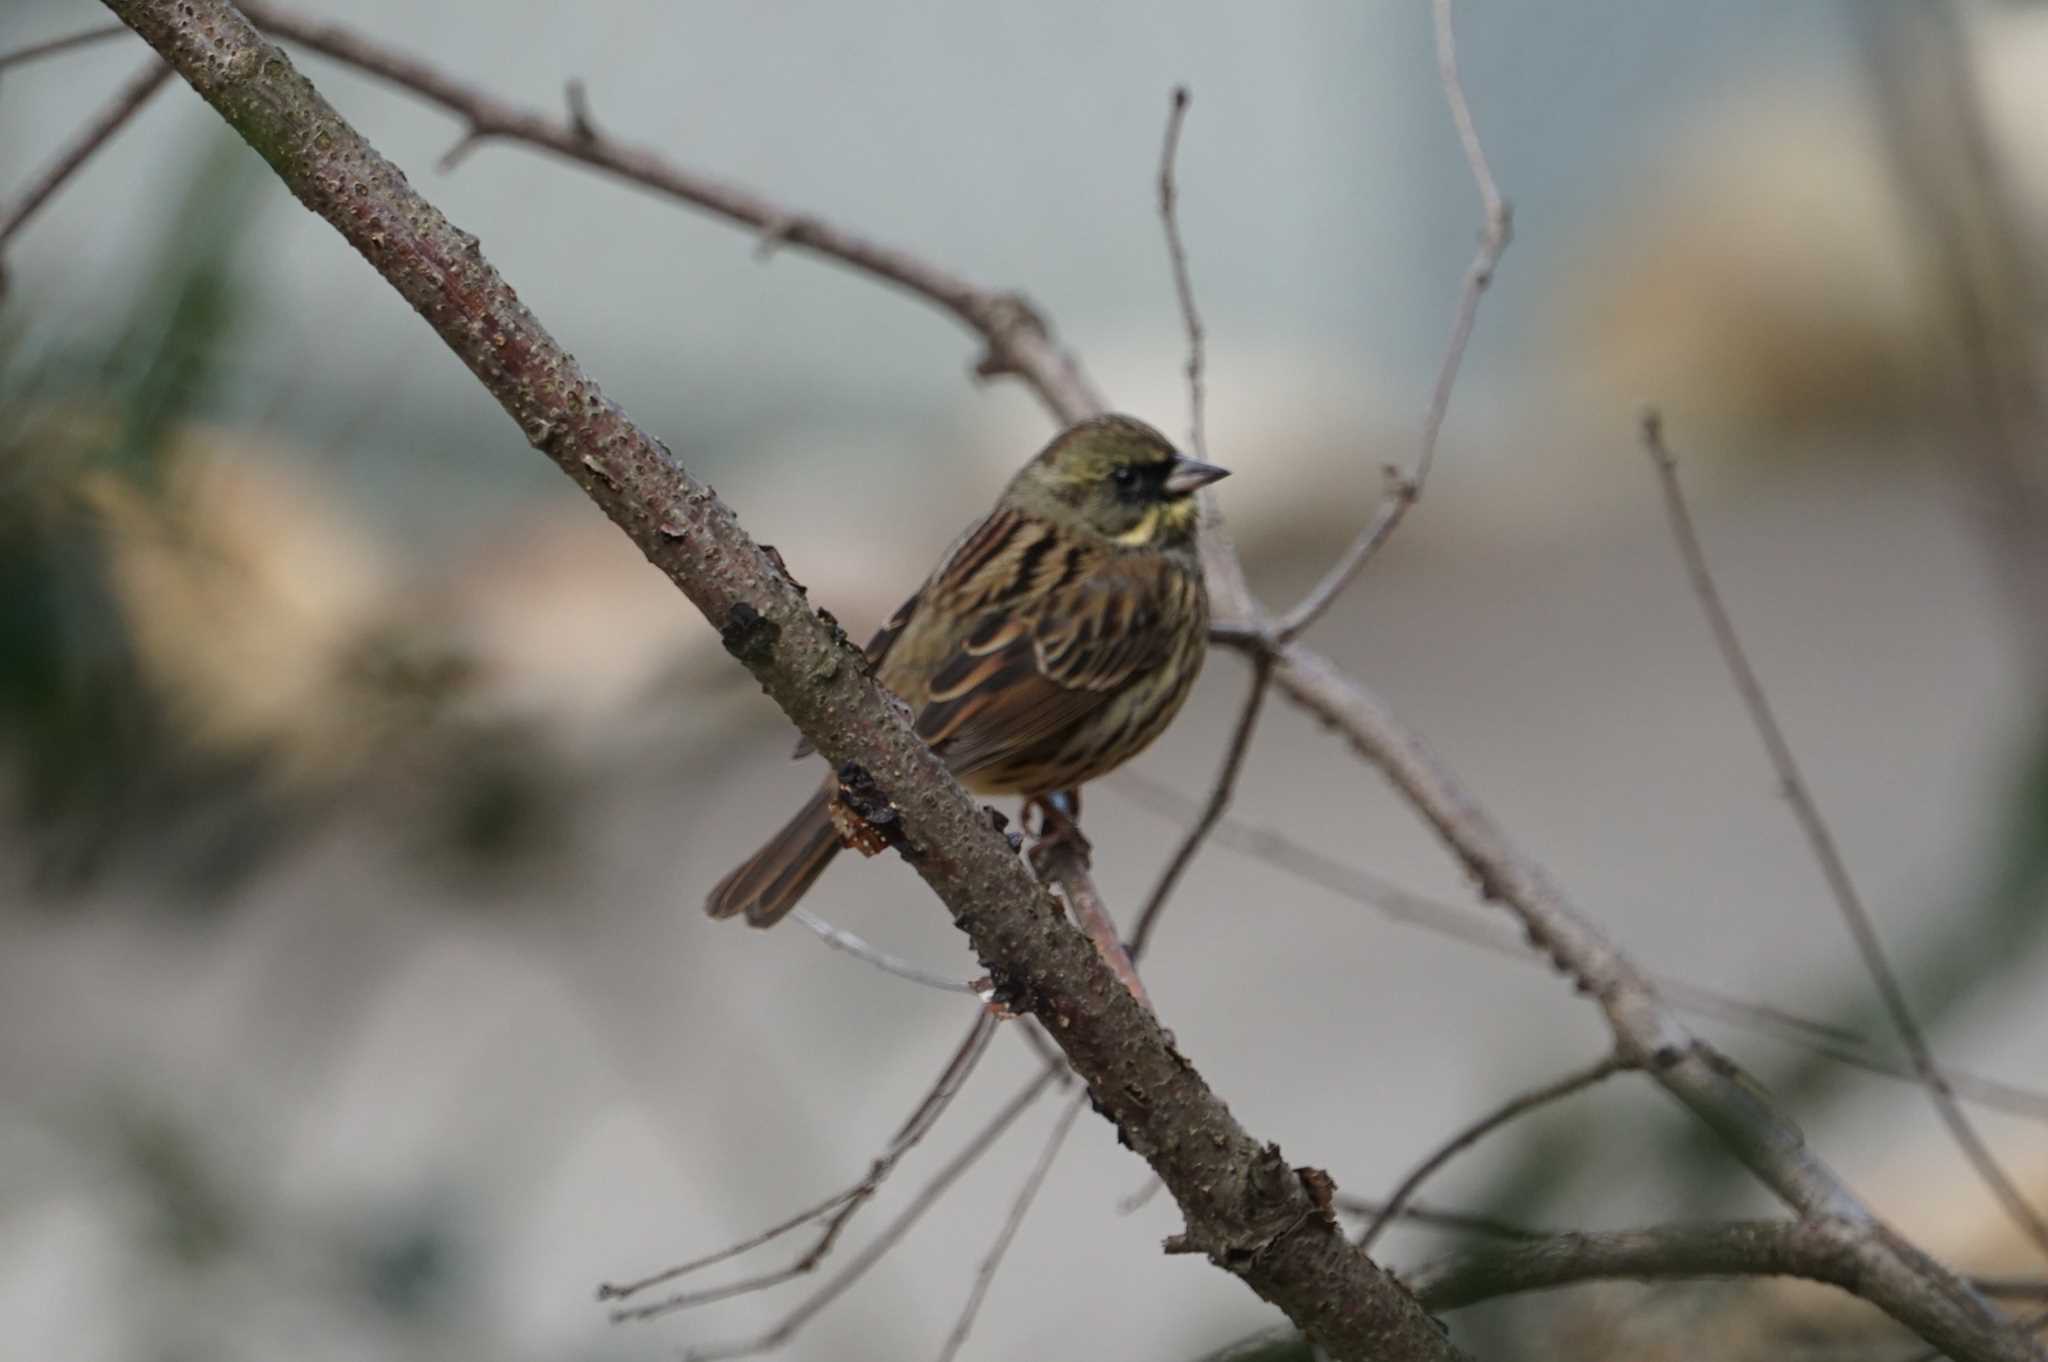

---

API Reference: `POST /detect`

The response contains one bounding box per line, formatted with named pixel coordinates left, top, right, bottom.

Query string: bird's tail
left=706, top=784, right=841, bottom=927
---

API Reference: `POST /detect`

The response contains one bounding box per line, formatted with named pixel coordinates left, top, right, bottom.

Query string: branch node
left=564, top=77, right=598, bottom=140
left=435, top=123, right=489, bottom=171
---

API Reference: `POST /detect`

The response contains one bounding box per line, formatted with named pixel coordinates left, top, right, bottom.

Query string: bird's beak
left=1163, top=455, right=1231, bottom=496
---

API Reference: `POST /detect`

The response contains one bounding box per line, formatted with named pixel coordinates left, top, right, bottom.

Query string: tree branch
left=1243, top=637, right=2043, bottom=1362
left=1408, top=1218, right=2048, bottom=1319
left=1642, top=410, right=2048, bottom=1265
left=221, top=0, right=1103, bottom=425
left=1116, top=772, right=2048, bottom=1124
left=87, top=4, right=2040, bottom=1356
left=104, top=4, right=1461, bottom=1357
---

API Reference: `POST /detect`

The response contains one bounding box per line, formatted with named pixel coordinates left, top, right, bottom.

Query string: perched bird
left=707, top=414, right=1229, bottom=926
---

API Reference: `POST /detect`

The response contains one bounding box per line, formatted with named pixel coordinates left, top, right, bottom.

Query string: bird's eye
left=1110, top=466, right=1137, bottom=489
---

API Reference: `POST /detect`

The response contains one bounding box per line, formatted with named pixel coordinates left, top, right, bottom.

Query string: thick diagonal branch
left=101, top=4, right=1459, bottom=1357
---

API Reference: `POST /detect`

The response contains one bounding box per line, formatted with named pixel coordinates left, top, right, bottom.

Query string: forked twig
left=1275, top=0, right=1511, bottom=642
left=934, top=1089, right=1089, bottom=1362
left=1358, top=1054, right=1630, bottom=1253
left=673, top=1064, right=1067, bottom=1361
left=1642, top=411, right=2048, bottom=1265
left=599, top=1010, right=995, bottom=1308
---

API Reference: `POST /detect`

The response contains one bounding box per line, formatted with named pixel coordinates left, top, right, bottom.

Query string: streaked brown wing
left=915, top=557, right=1179, bottom=778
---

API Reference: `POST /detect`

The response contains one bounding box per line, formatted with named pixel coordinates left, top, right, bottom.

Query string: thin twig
left=1113, top=772, right=2048, bottom=1124
left=599, top=1010, right=996, bottom=1307
left=672, top=1064, right=1067, bottom=1360
left=1408, top=1219, right=2048, bottom=1314
left=789, top=908, right=980, bottom=995
left=1642, top=411, right=2048, bottom=1265
left=563, top=77, right=597, bottom=140
left=0, top=22, right=130, bottom=72
left=935, top=1089, right=1089, bottom=1362
left=1127, top=654, right=1272, bottom=960
left=1359, top=1054, right=1630, bottom=1253
left=0, top=58, right=171, bottom=268
left=1274, top=0, right=1511, bottom=642
left=1335, top=1195, right=1544, bottom=1243
left=1157, top=84, right=1207, bottom=463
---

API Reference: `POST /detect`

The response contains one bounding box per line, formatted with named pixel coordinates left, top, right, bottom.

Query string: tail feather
left=706, top=785, right=841, bottom=927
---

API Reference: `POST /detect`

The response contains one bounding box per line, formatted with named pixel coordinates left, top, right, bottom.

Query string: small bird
left=707, top=414, right=1229, bottom=926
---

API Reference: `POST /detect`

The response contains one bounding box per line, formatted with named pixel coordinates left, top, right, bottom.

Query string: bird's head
left=1005, top=414, right=1230, bottom=549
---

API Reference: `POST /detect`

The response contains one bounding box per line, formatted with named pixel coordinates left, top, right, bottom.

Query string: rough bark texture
left=99, top=2, right=1460, bottom=1357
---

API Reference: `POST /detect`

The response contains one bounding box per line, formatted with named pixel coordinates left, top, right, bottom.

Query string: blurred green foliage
left=0, top=138, right=277, bottom=893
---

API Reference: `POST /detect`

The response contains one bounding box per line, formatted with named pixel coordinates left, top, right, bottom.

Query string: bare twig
left=1274, top=0, right=1511, bottom=642
left=1334, top=1195, right=1544, bottom=1243
left=563, top=77, right=597, bottom=140
left=0, top=22, right=129, bottom=72
left=1408, top=1219, right=2048, bottom=1316
left=1128, top=654, right=1272, bottom=960
left=1642, top=411, right=2048, bottom=1265
left=935, top=1089, right=1089, bottom=1362
left=1114, top=772, right=2048, bottom=1124
left=599, top=1010, right=996, bottom=1307
left=789, top=907, right=980, bottom=995
left=673, top=1064, right=1067, bottom=1359
left=1358, top=1055, right=1629, bottom=1253
left=0, top=58, right=171, bottom=272
left=1157, top=84, right=1207, bottom=463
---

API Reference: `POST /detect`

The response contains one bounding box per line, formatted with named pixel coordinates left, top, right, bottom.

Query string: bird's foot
left=1024, top=790, right=1091, bottom=870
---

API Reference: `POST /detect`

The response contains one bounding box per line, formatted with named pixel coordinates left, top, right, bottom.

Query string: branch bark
left=101, top=3, right=1459, bottom=1358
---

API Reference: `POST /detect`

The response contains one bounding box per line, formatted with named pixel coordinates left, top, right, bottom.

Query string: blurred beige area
left=6, top=3, right=2048, bottom=1361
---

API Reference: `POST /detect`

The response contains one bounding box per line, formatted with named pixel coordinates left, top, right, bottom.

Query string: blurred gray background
left=5, top=2, right=2048, bottom=1359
